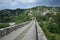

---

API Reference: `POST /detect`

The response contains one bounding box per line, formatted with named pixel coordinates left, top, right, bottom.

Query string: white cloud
left=18, top=0, right=36, bottom=3
left=10, top=0, right=37, bottom=8
left=11, top=1, right=17, bottom=7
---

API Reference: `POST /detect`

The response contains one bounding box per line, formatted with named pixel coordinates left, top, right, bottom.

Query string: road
left=0, top=19, right=47, bottom=40
left=0, top=20, right=33, bottom=40
left=15, top=20, right=47, bottom=40
left=21, top=20, right=47, bottom=40
left=21, top=20, right=36, bottom=40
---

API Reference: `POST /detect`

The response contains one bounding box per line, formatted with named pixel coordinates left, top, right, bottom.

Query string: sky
left=0, top=0, right=60, bottom=9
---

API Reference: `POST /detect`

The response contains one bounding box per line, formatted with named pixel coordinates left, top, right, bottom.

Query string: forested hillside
left=31, top=6, right=60, bottom=40
left=0, top=8, right=32, bottom=28
left=0, top=6, right=60, bottom=40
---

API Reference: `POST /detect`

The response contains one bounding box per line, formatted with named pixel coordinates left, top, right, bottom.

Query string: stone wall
left=0, top=22, right=29, bottom=38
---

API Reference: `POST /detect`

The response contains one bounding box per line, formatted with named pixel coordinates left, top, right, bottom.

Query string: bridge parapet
left=0, top=22, right=29, bottom=38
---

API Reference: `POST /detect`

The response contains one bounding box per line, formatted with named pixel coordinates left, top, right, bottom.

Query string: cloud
left=10, top=0, right=37, bottom=9
left=0, top=0, right=60, bottom=9
left=11, top=0, right=37, bottom=6
left=11, top=1, right=17, bottom=7
left=0, top=0, right=12, bottom=9
left=18, top=0, right=36, bottom=3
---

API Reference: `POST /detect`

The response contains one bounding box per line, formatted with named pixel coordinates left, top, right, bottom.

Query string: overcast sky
left=0, top=0, right=60, bottom=9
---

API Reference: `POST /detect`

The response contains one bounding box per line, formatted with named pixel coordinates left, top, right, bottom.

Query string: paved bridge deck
left=0, top=20, right=47, bottom=40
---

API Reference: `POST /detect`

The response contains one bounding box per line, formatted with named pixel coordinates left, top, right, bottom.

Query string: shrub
left=0, top=23, right=9, bottom=29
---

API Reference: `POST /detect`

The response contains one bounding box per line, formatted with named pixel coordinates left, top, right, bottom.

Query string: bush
left=39, top=20, right=60, bottom=40
left=47, top=22, right=59, bottom=34
left=0, top=23, right=9, bottom=29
